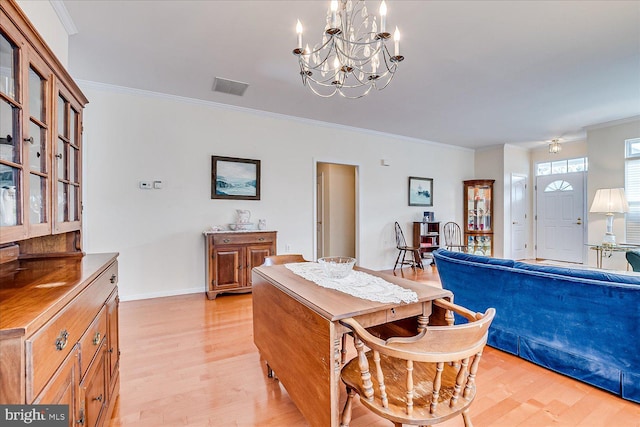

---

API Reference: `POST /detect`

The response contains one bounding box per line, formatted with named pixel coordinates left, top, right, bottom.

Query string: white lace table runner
left=284, top=262, right=418, bottom=304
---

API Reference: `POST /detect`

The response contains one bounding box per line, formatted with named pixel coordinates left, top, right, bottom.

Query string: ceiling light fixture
left=548, top=138, right=562, bottom=154
left=293, top=0, right=404, bottom=99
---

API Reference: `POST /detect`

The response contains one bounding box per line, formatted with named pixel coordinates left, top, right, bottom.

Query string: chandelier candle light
left=293, top=0, right=404, bottom=98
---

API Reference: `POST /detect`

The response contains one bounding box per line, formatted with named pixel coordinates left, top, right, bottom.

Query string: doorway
left=535, top=172, right=586, bottom=263
left=315, top=162, right=357, bottom=260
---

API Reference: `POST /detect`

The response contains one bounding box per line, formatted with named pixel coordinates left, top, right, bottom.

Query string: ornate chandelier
left=293, top=0, right=404, bottom=99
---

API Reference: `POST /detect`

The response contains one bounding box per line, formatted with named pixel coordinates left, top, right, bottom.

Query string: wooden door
left=106, top=291, right=119, bottom=396
left=212, top=246, right=245, bottom=290
left=246, top=244, right=273, bottom=287
left=33, top=348, right=78, bottom=426
left=80, top=342, right=107, bottom=427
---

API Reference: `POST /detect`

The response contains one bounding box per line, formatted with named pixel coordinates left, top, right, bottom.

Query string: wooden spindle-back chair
left=339, top=299, right=495, bottom=427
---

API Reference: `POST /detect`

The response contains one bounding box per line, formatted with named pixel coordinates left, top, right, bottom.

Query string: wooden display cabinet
left=0, top=0, right=87, bottom=254
left=463, top=179, right=495, bottom=256
left=204, top=231, right=277, bottom=299
left=412, top=221, right=440, bottom=264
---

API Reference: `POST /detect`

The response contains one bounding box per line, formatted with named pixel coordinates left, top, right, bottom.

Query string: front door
left=536, top=172, right=586, bottom=263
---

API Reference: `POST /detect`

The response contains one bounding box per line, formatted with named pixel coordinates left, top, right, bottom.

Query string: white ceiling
left=62, top=0, right=640, bottom=150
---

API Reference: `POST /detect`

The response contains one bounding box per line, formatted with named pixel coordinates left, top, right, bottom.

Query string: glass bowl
left=318, top=257, right=356, bottom=279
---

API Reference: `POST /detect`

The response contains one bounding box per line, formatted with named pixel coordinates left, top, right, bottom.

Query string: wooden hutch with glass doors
left=0, top=1, right=120, bottom=426
left=463, top=179, right=495, bottom=256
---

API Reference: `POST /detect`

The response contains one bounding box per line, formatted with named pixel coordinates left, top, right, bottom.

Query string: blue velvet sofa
left=433, top=248, right=640, bottom=403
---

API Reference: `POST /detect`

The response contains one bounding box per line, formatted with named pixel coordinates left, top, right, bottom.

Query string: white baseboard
left=119, top=286, right=203, bottom=302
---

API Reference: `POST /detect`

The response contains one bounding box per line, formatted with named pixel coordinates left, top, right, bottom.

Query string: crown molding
left=584, top=115, right=640, bottom=131
left=49, top=0, right=78, bottom=35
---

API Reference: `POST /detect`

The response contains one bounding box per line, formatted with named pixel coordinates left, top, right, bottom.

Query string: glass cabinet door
left=54, top=85, right=82, bottom=233
left=0, top=27, right=26, bottom=242
left=25, top=53, right=53, bottom=236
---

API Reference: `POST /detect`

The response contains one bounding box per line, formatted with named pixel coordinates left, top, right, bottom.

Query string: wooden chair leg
left=461, top=408, right=473, bottom=427
left=266, top=362, right=274, bottom=378
left=341, top=333, right=348, bottom=364
left=340, top=386, right=356, bottom=427
left=393, top=250, right=402, bottom=271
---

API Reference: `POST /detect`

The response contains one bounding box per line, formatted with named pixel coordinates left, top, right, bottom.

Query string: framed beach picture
left=408, top=176, right=433, bottom=206
left=211, top=156, right=261, bottom=200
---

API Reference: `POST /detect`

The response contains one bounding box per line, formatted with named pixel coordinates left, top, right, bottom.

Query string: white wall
left=586, top=117, right=640, bottom=269
left=80, top=83, right=475, bottom=300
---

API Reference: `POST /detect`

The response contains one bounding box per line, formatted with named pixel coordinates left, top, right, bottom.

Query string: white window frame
left=625, top=138, right=640, bottom=244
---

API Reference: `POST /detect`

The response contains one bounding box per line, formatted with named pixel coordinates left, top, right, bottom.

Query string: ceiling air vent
left=212, top=77, right=249, bottom=97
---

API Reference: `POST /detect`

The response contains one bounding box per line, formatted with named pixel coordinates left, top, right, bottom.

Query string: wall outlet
left=139, top=181, right=152, bottom=189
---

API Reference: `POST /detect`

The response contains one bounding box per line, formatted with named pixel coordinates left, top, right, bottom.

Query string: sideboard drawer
left=26, top=269, right=116, bottom=401
left=212, top=232, right=275, bottom=246
left=79, top=306, right=107, bottom=379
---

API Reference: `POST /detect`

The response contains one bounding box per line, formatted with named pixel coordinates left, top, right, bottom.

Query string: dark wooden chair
left=443, top=221, right=467, bottom=252
left=625, top=250, right=640, bottom=272
left=339, top=298, right=495, bottom=427
left=262, top=254, right=308, bottom=266
left=394, top=221, right=423, bottom=271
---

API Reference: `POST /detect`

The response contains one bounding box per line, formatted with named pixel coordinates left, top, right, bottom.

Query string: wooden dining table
left=252, top=264, right=453, bottom=427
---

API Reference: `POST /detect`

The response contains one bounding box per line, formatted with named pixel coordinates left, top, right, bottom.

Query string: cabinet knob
left=92, top=394, right=103, bottom=402
left=223, top=239, right=230, bottom=243
left=55, top=153, right=63, bottom=159
left=258, top=237, right=265, bottom=241
left=55, top=329, right=69, bottom=351
left=93, top=332, right=101, bottom=345
left=110, top=274, right=117, bottom=283
left=23, top=136, right=34, bottom=144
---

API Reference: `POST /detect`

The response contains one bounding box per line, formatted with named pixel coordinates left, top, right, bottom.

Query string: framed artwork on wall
left=211, top=156, right=261, bottom=200
left=408, top=176, right=433, bottom=206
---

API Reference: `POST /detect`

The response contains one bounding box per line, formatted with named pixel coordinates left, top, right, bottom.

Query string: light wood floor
left=109, top=266, right=640, bottom=426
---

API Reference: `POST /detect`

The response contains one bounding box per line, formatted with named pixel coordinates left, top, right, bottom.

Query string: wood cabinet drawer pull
left=92, top=332, right=101, bottom=345
left=223, top=238, right=231, bottom=243
left=258, top=237, right=265, bottom=241
left=110, top=274, right=117, bottom=283
left=55, top=330, right=69, bottom=351
left=92, top=394, right=103, bottom=402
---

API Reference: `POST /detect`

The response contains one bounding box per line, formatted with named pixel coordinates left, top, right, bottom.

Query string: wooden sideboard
left=204, top=231, right=277, bottom=299
left=0, top=253, right=120, bottom=427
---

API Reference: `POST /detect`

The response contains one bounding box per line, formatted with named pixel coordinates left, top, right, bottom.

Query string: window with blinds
left=625, top=138, right=640, bottom=243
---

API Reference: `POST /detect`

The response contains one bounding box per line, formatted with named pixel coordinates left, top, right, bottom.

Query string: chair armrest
left=434, top=298, right=483, bottom=321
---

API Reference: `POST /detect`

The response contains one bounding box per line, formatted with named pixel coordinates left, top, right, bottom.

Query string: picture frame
left=408, top=176, right=433, bottom=206
left=211, top=156, right=261, bottom=200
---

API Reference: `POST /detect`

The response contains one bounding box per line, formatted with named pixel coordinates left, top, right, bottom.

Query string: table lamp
left=589, top=188, right=629, bottom=246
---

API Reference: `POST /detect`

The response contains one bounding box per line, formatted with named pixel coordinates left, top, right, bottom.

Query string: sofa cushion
left=434, top=249, right=516, bottom=267
left=512, top=261, right=640, bottom=286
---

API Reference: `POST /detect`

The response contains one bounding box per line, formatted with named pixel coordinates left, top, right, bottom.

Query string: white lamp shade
left=589, top=188, right=629, bottom=214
